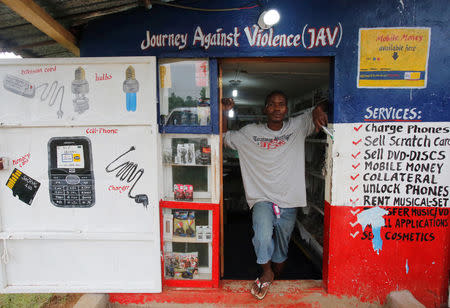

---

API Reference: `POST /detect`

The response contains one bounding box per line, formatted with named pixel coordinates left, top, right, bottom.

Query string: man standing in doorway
left=222, top=91, right=328, bottom=300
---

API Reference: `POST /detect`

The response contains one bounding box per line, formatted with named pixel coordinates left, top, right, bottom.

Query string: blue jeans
left=252, top=201, right=298, bottom=264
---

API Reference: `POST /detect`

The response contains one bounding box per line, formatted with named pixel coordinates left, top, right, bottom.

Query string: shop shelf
left=169, top=235, right=212, bottom=243
left=160, top=200, right=219, bottom=288
left=161, top=134, right=220, bottom=204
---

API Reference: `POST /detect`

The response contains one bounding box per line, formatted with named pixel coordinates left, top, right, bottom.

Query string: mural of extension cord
left=123, top=65, right=139, bottom=112
left=3, top=74, right=35, bottom=98
left=3, top=74, right=65, bottom=118
left=71, top=67, right=89, bottom=114
left=36, top=81, right=65, bottom=118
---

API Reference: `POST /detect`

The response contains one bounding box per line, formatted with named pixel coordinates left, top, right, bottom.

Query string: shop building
left=0, top=1, right=448, bottom=307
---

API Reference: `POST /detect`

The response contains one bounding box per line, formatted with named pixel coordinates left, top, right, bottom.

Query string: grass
left=0, top=294, right=53, bottom=308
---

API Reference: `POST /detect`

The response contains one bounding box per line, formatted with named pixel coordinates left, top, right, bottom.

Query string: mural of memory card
left=5, top=168, right=41, bottom=205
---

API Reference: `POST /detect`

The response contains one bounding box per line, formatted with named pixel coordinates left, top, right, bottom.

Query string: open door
left=0, top=57, right=161, bottom=293
left=220, top=58, right=330, bottom=280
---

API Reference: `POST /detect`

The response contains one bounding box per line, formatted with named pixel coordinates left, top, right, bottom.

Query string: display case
left=160, top=200, right=219, bottom=287
left=291, top=88, right=329, bottom=271
left=161, top=134, right=220, bottom=203
left=158, top=58, right=219, bottom=134
left=295, top=118, right=329, bottom=270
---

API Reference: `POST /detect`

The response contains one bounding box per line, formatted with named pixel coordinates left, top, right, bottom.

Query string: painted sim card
left=5, top=168, right=41, bottom=205
left=3, top=74, right=36, bottom=98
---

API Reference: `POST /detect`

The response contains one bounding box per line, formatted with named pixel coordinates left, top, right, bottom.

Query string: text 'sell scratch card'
left=5, top=168, right=40, bottom=205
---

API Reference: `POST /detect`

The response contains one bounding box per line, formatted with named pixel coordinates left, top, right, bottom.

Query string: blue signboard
left=81, top=0, right=450, bottom=124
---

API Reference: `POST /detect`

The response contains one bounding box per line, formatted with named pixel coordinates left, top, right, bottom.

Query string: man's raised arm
left=312, top=101, right=328, bottom=133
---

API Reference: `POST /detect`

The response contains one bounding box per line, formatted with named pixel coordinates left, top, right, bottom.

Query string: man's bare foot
left=272, top=261, right=286, bottom=279
left=259, top=270, right=274, bottom=285
left=251, top=267, right=274, bottom=300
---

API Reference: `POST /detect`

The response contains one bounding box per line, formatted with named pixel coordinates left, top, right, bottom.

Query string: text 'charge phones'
left=48, top=136, right=95, bottom=208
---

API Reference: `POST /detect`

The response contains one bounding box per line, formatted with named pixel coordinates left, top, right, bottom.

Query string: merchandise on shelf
left=198, top=144, right=211, bottom=165
left=163, top=213, right=174, bottom=240
left=173, top=184, right=193, bottom=201
left=173, top=210, right=196, bottom=237
left=175, top=143, right=195, bottom=165
left=196, top=225, right=212, bottom=242
left=164, top=252, right=199, bottom=279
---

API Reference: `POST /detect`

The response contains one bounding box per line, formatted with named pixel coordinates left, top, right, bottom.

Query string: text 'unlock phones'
left=48, top=136, right=95, bottom=208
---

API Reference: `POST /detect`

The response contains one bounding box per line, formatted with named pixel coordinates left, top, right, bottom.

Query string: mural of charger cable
left=105, top=146, right=149, bottom=208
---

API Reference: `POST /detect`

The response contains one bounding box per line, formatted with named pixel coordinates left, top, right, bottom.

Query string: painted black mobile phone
left=48, top=136, right=95, bottom=208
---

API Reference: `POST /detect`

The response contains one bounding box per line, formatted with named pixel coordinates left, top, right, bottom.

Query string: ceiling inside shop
left=221, top=60, right=330, bottom=107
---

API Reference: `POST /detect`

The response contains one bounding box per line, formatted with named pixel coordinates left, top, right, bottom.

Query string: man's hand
left=222, top=98, right=235, bottom=112
left=312, top=104, right=328, bottom=133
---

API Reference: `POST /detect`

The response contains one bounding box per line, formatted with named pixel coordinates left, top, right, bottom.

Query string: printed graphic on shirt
left=252, top=133, right=293, bottom=149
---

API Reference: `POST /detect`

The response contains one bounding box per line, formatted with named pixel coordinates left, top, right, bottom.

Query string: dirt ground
left=42, top=294, right=82, bottom=308
left=0, top=293, right=82, bottom=308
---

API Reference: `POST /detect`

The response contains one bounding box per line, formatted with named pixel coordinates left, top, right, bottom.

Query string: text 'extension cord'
left=105, top=146, right=149, bottom=208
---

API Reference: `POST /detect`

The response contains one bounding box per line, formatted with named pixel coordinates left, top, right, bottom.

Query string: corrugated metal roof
left=0, top=0, right=261, bottom=58
left=0, top=0, right=142, bottom=58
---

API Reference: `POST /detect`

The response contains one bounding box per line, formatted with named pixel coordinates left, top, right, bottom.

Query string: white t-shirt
left=224, top=110, right=315, bottom=209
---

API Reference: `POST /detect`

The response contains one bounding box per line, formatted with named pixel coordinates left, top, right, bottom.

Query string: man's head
left=264, top=90, right=288, bottom=127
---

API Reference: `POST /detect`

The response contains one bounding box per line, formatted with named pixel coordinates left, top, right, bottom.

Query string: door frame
left=218, top=57, right=332, bottom=279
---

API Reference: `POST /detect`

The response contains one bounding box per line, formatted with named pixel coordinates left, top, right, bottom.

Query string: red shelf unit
left=160, top=200, right=219, bottom=288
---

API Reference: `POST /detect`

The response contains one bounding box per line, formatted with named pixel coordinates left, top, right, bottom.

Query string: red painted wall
left=324, top=203, right=449, bottom=307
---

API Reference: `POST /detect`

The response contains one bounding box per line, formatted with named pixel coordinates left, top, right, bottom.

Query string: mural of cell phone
left=48, top=136, right=95, bottom=208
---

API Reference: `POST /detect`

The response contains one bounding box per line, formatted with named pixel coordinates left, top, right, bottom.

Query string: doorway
left=220, top=58, right=330, bottom=280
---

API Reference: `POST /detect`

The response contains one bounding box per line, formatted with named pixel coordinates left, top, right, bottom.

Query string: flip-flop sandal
left=251, top=277, right=272, bottom=300
left=250, top=278, right=260, bottom=296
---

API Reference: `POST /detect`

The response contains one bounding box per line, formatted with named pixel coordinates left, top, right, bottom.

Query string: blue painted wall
left=81, top=0, right=450, bottom=124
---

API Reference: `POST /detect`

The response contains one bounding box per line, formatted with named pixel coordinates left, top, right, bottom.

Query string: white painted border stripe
left=0, top=232, right=154, bottom=241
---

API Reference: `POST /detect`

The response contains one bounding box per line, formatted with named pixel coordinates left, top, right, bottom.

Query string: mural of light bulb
left=123, top=65, right=139, bottom=112
left=71, top=67, right=89, bottom=114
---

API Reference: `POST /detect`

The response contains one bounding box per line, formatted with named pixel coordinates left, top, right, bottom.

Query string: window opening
left=158, top=59, right=211, bottom=127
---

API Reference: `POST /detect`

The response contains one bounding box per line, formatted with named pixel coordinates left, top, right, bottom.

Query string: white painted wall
left=0, top=57, right=161, bottom=293
left=331, top=122, right=450, bottom=208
